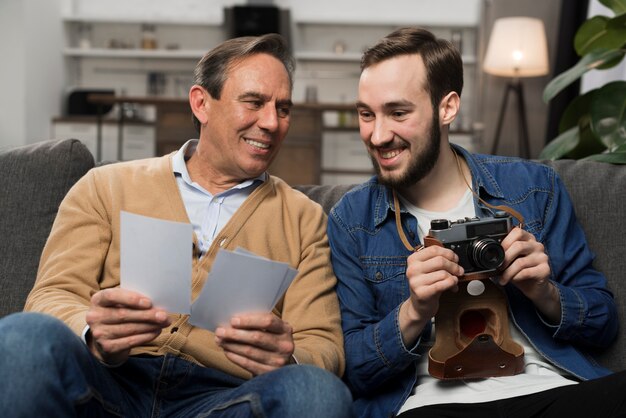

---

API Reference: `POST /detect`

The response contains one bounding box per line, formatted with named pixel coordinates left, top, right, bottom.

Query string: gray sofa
left=1, top=138, right=625, bottom=373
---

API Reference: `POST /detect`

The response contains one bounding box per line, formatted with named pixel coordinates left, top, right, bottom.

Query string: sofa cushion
left=0, top=139, right=94, bottom=317
left=544, top=160, right=626, bottom=372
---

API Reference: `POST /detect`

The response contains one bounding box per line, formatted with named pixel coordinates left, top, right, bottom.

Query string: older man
left=0, top=34, right=350, bottom=417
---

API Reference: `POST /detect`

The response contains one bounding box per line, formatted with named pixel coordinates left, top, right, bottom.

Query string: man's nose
left=258, top=105, right=279, bottom=131
left=370, top=118, right=393, bottom=147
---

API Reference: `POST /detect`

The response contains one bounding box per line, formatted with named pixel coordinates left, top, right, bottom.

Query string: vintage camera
left=424, top=212, right=512, bottom=278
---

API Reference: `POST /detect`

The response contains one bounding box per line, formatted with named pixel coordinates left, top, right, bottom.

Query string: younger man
left=328, top=27, right=626, bottom=417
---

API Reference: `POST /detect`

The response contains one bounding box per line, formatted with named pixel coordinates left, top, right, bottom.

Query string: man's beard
left=371, top=113, right=441, bottom=189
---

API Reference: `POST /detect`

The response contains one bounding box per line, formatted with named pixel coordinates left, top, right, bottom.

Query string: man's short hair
left=361, top=27, right=463, bottom=110
left=192, top=33, right=295, bottom=133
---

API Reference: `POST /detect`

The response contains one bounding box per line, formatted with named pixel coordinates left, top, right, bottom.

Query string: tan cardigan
left=25, top=155, right=344, bottom=379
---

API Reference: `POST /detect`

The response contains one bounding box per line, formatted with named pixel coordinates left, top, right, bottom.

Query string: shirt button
left=375, top=271, right=383, bottom=280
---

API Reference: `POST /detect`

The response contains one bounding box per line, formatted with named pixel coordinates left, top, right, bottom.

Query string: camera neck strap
left=392, top=147, right=525, bottom=253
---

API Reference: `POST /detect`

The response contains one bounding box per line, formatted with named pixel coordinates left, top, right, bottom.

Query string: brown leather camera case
left=428, top=277, right=525, bottom=380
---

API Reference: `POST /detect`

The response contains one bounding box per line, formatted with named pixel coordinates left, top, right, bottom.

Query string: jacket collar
left=452, top=144, right=506, bottom=200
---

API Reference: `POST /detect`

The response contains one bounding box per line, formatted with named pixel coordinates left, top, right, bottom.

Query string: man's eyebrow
left=277, top=99, right=293, bottom=108
left=238, top=92, right=266, bottom=101
left=382, top=100, right=414, bottom=111
left=238, top=92, right=293, bottom=108
left=356, top=100, right=414, bottom=111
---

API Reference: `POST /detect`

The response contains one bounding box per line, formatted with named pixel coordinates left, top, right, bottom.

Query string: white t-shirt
left=396, top=191, right=577, bottom=415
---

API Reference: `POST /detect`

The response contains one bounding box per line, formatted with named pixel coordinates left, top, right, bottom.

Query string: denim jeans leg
left=222, top=364, right=352, bottom=418
left=174, top=363, right=352, bottom=418
left=0, top=312, right=134, bottom=417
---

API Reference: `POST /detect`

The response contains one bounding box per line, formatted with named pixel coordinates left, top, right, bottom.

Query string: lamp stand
left=490, top=79, right=531, bottom=159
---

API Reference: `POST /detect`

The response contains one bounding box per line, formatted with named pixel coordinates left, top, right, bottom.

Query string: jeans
left=0, top=312, right=352, bottom=418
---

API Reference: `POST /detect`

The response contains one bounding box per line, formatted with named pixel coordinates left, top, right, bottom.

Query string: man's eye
left=277, top=107, right=291, bottom=118
left=392, top=111, right=407, bottom=118
left=359, top=111, right=374, bottom=121
left=245, top=100, right=263, bottom=109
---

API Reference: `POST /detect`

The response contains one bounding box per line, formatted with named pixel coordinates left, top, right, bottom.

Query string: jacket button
left=375, top=271, right=383, bottom=280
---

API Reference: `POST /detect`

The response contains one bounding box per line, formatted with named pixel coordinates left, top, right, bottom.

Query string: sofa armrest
left=543, top=160, right=626, bottom=372
left=0, top=139, right=94, bottom=317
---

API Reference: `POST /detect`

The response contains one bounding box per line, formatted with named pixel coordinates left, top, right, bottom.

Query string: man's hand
left=499, top=227, right=559, bottom=323
left=85, top=288, right=171, bottom=366
left=399, top=245, right=464, bottom=346
left=215, top=312, right=295, bottom=376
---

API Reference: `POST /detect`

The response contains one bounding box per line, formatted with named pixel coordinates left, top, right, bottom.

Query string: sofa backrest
left=1, top=139, right=624, bottom=373
left=542, top=160, right=626, bottom=372
left=0, top=139, right=95, bottom=317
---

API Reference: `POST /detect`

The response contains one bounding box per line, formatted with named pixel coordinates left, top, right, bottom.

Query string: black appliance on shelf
left=66, top=88, right=115, bottom=116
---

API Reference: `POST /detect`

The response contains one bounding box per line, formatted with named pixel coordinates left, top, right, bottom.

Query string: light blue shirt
left=172, top=139, right=265, bottom=256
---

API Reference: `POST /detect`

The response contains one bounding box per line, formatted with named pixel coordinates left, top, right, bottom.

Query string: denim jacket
left=327, top=146, right=617, bottom=418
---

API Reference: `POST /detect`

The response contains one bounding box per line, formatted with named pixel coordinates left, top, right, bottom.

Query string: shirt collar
left=171, top=139, right=267, bottom=192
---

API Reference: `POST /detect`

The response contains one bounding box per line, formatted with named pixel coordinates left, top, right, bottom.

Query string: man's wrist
left=85, top=328, right=126, bottom=368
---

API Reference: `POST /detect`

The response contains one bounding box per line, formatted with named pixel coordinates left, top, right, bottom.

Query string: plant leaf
left=559, top=90, right=596, bottom=133
left=590, top=80, right=626, bottom=150
left=575, top=16, right=610, bottom=56
left=567, top=120, right=607, bottom=159
left=543, top=49, right=625, bottom=102
left=583, top=151, right=626, bottom=164
left=575, top=15, right=626, bottom=56
left=539, top=126, right=580, bottom=159
left=599, top=0, right=626, bottom=15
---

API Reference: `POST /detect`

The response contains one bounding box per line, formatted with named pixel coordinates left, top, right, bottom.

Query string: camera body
left=424, top=213, right=512, bottom=279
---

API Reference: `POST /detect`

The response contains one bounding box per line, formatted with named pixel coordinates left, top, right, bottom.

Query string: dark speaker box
left=67, top=88, right=115, bottom=116
left=231, top=5, right=281, bottom=38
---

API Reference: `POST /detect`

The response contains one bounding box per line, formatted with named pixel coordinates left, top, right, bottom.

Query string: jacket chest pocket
left=362, top=256, right=408, bottom=315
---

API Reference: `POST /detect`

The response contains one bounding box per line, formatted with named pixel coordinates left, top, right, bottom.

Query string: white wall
left=25, top=0, right=65, bottom=145
left=0, top=0, right=64, bottom=150
left=276, top=0, right=481, bottom=25
left=68, top=0, right=232, bottom=23
left=66, top=0, right=481, bottom=25
left=0, top=0, right=26, bottom=150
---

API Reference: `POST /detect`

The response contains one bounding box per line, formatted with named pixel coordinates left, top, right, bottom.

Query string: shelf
left=63, top=48, right=205, bottom=59
left=295, top=50, right=475, bottom=64
left=62, top=15, right=221, bottom=26
left=65, top=48, right=475, bottom=64
left=296, top=51, right=363, bottom=62
left=295, top=19, right=476, bottom=29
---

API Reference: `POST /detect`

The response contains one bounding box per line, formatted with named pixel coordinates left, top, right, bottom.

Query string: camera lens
left=470, top=238, right=505, bottom=270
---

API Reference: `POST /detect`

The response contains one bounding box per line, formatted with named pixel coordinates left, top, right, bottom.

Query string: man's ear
left=439, top=91, right=460, bottom=126
left=189, top=85, right=210, bottom=126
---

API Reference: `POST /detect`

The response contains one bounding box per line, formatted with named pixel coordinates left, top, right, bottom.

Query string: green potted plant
left=540, top=0, right=626, bottom=163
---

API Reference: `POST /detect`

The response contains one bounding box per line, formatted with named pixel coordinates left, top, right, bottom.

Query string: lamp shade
left=483, top=17, right=549, bottom=78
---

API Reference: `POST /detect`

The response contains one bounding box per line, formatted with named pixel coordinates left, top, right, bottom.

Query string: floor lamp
left=483, top=17, right=549, bottom=158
